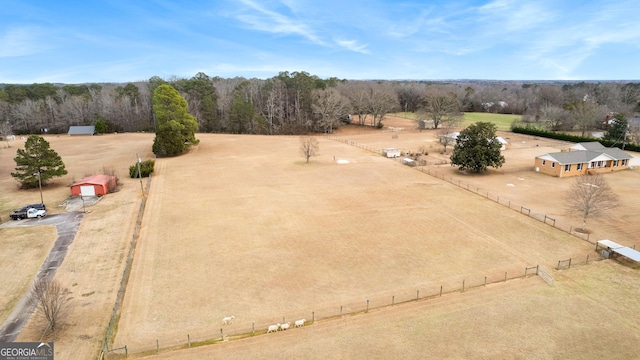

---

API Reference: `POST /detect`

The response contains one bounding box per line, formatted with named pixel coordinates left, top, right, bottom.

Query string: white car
left=10, top=207, right=46, bottom=220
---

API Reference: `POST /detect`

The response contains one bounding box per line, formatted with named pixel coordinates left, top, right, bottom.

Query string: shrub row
left=512, top=126, right=640, bottom=152
left=129, top=159, right=155, bottom=178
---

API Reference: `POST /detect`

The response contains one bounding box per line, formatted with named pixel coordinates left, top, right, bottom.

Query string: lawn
left=393, top=112, right=522, bottom=131
left=462, top=112, right=522, bottom=130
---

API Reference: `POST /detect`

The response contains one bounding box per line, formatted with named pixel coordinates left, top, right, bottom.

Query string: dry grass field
left=1, top=134, right=154, bottom=359
left=1, top=119, right=639, bottom=359
left=0, top=226, right=56, bottom=324
left=144, top=261, right=640, bottom=360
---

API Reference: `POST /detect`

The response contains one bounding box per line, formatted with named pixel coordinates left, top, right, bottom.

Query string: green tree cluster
left=174, top=72, right=219, bottom=132
left=604, top=113, right=628, bottom=143
left=11, top=135, right=68, bottom=188
left=152, top=84, right=199, bottom=157
left=129, top=159, right=155, bottom=178
left=450, top=122, right=505, bottom=173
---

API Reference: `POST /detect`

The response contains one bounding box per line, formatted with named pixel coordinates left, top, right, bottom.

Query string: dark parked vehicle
left=10, top=203, right=47, bottom=220
left=10, top=207, right=46, bottom=220
left=15, top=203, right=46, bottom=212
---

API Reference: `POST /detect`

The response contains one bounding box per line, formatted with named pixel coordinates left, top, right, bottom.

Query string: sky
left=1, top=0, right=639, bottom=84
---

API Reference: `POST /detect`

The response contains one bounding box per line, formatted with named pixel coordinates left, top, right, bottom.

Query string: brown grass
left=1, top=134, right=153, bottom=359
left=115, top=131, right=614, bottom=355
left=1, top=124, right=639, bottom=359
left=0, top=226, right=57, bottom=323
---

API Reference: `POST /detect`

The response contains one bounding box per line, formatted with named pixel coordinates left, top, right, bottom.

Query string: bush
left=512, top=126, right=640, bottom=152
left=129, top=159, right=155, bottom=178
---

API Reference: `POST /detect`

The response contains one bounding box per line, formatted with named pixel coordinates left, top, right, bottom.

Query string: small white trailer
left=383, top=148, right=401, bottom=158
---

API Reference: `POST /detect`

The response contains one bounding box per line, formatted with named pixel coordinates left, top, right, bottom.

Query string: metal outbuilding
left=70, top=175, right=116, bottom=197
left=68, top=126, right=95, bottom=136
left=596, top=239, right=640, bottom=262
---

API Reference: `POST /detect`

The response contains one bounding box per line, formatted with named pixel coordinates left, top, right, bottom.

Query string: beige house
left=534, top=142, right=632, bottom=177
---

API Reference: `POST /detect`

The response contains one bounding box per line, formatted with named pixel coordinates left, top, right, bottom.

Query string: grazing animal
left=280, top=322, right=290, bottom=331
left=222, top=315, right=235, bottom=325
left=267, top=323, right=280, bottom=333
left=294, top=319, right=306, bottom=328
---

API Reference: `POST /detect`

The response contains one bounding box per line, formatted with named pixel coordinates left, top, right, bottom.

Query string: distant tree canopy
left=1, top=76, right=639, bottom=142
left=152, top=84, right=199, bottom=157
left=11, top=135, right=68, bottom=188
left=450, top=122, right=505, bottom=173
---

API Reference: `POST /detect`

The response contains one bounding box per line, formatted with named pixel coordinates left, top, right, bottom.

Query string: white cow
left=267, top=323, right=281, bottom=333
left=222, top=315, right=235, bottom=325
left=280, top=322, right=290, bottom=331
left=294, top=319, right=306, bottom=328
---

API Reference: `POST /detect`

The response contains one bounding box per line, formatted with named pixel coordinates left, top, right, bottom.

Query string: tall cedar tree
left=12, top=135, right=67, bottom=188
left=152, top=84, right=199, bottom=156
left=450, top=122, right=505, bottom=173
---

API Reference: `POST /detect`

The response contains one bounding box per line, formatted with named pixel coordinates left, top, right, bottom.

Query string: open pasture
left=341, top=116, right=640, bottom=248
left=139, top=260, right=640, bottom=360
left=113, top=133, right=596, bottom=353
left=1, top=124, right=638, bottom=359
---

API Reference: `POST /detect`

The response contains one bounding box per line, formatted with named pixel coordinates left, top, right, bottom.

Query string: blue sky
left=1, top=0, right=639, bottom=84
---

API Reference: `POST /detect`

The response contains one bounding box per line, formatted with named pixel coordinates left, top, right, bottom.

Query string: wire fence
left=100, top=135, right=618, bottom=358
left=326, top=135, right=597, bottom=245
left=100, top=174, right=152, bottom=360
left=103, top=265, right=543, bottom=358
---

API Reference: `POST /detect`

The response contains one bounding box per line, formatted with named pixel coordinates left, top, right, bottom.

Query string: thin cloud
left=232, top=0, right=326, bottom=45
left=0, top=27, right=48, bottom=57
left=1, top=0, right=639, bottom=82
left=335, top=39, right=369, bottom=54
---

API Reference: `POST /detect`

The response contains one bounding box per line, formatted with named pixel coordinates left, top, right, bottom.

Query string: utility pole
left=136, top=154, right=144, bottom=198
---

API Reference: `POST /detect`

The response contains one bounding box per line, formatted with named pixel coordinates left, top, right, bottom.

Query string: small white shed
left=402, top=158, right=415, bottom=166
left=496, top=136, right=509, bottom=150
left=383, top=148, right=401, bottom=158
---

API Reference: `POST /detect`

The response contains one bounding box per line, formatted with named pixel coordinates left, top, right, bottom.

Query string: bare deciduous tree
left=311, top=89, right=350, bottom=133
left=566, top=174, right=620, bottom=231
left=28, top=278, right=72, bottom=339
left=299, top=136, right=319, bottom=163
left=419, top=90, right=462, bottom=129
left=437, top=128, right=456, bottom=153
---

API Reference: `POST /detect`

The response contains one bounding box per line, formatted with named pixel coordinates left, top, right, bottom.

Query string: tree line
left=1, top=74, right=639, bottom=138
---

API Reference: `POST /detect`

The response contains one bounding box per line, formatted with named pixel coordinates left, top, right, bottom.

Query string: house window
left=542, top=160, right=546, bottom=166
left=577, top=163, right=583, bottom=170
left=598, top=161, right=604, bottom=167
left=565, top=164, right=570, bottom=171
left=622, top=159, right=628, bottom=166
left=551, top=162, right=555, bottom=168
left=589, top=162, right=595, bottom=168
left=613, top=160, right=619, bottom=166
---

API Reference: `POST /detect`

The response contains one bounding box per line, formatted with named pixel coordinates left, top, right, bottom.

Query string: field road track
left=0, top=212, right=84, bottom=341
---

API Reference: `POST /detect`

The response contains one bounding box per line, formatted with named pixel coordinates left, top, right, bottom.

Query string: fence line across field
left=100, top=174, right=152, bottom=360
left=106, top=265, right=544, bottom=357
left=326, top=136, right=613, bottom=246
left=102, top=137, right=613, bottom=358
